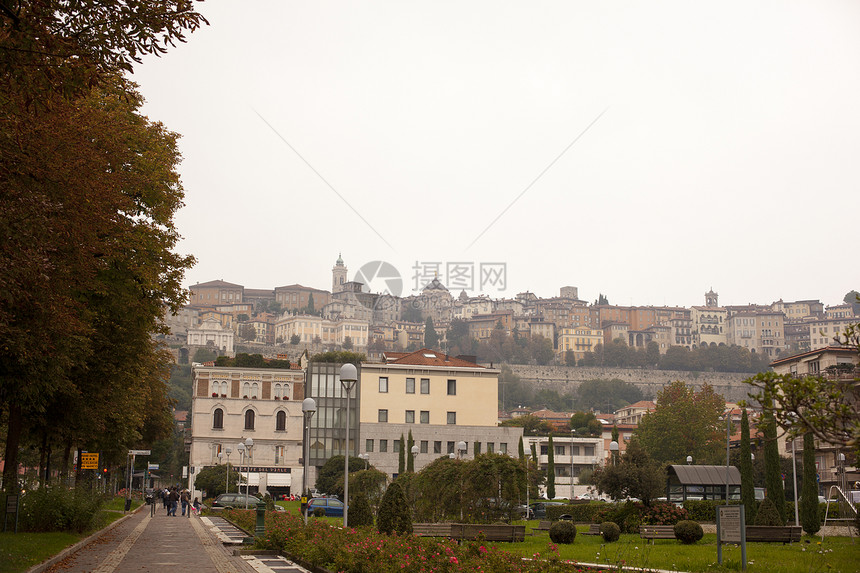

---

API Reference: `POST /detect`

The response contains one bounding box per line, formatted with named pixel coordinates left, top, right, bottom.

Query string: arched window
left=276, top=411, right=286, bottom=431
left=211, top=382, right=219, bottom=395
left=213, top=408, right=224, bottom=429
left=244, top=410, right=255, bottom=430
left=251, top=382, right=259, bottom=398
left=274, top=383, right=282, bottom=399
left=221, top=381, right=228, bottom=396
left=242, top=382, right=250, bottom=398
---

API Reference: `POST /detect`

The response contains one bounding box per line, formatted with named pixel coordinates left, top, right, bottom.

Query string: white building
left=187, top=316, right=234, bottom=353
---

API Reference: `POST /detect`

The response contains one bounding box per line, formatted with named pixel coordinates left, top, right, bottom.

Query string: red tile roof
left=389, top=348, right=484, bottom=368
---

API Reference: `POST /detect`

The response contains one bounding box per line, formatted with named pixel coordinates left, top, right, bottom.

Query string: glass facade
left=306, top=362, right=361, bottom=467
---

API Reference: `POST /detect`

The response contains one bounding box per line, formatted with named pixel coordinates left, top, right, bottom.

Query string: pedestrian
left=168, top=487, right=180, bottom=516
left=192, top=497, right=202, bottom=514
left=162, top=488, right=170, bottom=512
left=181, top=489, right=190, bottom=517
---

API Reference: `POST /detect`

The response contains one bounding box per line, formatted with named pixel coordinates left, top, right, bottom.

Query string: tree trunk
left=38, top=431, right=47, bottom=487
left=2, top=404, right=23, bottom=494
left=59, top=438, right=72, bottom=483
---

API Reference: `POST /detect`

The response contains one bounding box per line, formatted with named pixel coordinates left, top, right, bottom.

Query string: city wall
left=506, top=364, right=757, bottom=403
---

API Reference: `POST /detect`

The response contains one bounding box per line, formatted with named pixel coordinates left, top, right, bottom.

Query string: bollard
left=255, top=499, right=266, bottom=537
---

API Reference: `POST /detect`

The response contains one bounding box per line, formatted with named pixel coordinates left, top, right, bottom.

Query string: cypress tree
left=800, top=432, right=821, bottom=535
left=531, top=442, right=538, bottom=462
left=762, top=410, right=786, bottom=525
left=519, top=436, right=525, bottom=461
left=740, top=409, right=756, bottom=524
left=547, top=435, right=556, bottom=499
left=406, top=430, right=415, bottom=472
left=398, top=433, right=406, bottom=475
left=377, top=481, right=412, bottom=535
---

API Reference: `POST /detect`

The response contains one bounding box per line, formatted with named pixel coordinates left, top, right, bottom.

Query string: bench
left=640, top=525, right=676, bottom=540
left=450, top=524, right=526, bottom=542
left=412, top=523, right=452, bottom=537
left=532, top=520, right=552, bottom=533
left=582, top=523, right=602, bottom=536
left=745, top=526, right=802, bottom=544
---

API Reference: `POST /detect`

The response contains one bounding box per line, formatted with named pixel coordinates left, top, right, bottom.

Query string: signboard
left=246, top=467, right=292, bottom=474
left=80, top=453, right=99, bottom=470
left=182, top=465, right=188, bottom=478
left=129, top=449, right=151, bottom=456
left=148, top=464, right=160, bottom=470
left=718, top=506, right=742, bottom=543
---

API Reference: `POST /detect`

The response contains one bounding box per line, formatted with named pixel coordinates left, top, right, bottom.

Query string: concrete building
left=524, top=435, right=604, bottom=499
left=187, top=363, right=306, bottom=499
left=274, top=284, right=331, bottom=313
left=690, top=306, right=728, bottom=347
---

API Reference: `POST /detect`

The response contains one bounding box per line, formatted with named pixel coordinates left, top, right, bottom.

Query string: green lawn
left=0, top=500, right=143, bottom=573
left=507, top=525, right=859, bottom=573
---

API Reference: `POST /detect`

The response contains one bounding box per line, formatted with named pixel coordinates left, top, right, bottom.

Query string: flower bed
left=222, top=509, right=608, bottom=573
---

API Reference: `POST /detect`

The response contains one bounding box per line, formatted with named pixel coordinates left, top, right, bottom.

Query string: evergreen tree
left=307, top=293, right=315, bottom=314
left=377, top=481, right=412, bottom=535
left=762, top=410, right=786, bottom=525
left=349, top=493, right=374, bottom=527
left=424, top=317, right=439, bottom=348
left=398, top=433, right=406, bottom=475
left=739, top=409, right=756, bottom=524
left=531, top=442, right=538, bottom=463
left=406, top=430, right=415, bottom=473
left=518, top=436, right=525, bottom=461
left=547, top=435, right=556, bottom=499
left=800, top=432, right=821, bottom=535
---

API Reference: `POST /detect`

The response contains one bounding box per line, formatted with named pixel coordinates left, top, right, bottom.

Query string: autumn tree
left=636, top=380, right=726, bottom=464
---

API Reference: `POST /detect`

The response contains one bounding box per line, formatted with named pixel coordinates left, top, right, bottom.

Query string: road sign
left=148, top=464, right=160, bottom=470
left=80, top=453, right=99, bottom=470
left=129, top=449, right=151, bottom=456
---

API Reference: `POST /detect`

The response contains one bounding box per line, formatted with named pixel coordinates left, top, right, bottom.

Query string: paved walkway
left=35, top=504, right=307, bottom=573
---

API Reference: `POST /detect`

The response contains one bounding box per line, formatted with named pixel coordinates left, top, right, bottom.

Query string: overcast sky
left=132, top=1, right=860, bottom=309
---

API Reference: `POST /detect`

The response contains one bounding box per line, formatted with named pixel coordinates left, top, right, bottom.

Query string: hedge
left=545, top=503, right=603, bottom=522
left=682, top=500, right=828, bottom=526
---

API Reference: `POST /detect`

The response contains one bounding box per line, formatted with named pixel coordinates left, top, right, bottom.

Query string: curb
left=25, top=504, right=145, bottom=573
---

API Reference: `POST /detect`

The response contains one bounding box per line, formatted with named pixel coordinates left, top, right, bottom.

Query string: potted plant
left=212, top=392, right=218, bottom=397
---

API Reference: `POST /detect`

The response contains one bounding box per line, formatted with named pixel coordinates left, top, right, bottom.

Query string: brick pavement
left=38, top=504, right=262, bottom=573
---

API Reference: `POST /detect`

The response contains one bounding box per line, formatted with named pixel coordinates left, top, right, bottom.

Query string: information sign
left=129, top=449, right=151, bottom=456
left=80, top=452, right=99, bottom=470
left=718, top=506, right=742, bottom=543
left=148, top=463, right=160, bottom=470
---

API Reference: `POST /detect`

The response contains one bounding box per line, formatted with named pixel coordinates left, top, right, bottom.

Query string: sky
left=131, top=1, right=860, bottom=309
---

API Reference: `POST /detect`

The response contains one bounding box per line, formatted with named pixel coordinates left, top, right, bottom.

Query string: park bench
left=582, top=524, right=602, bottom=535
left=745, top=526, right=802, bottom=544
left=450, top=523, right=526, bottom=542
left=412, top=523, right=453, bottom=537
left=532, top=520, right=552, bottom=533
left=640, top=525, right=676, bottom=541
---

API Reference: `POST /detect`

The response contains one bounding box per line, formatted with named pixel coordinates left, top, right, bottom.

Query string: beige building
left=807, top=316, right=857, bottom=350
left=357, top=349, right=522, bottom=478
left=690, top=306, right=728, bottom=346
left=189, top=280, right=244, bottom=307
left=558, top=326, right=604, bottom=361
left=771, top=299, right=824, bottom=320
left=274, top=284, right=331, bottom=312
left=726, top=310, right=786, bottom=358
left=274, top=315, right=369, bottom=348
left=187, top=317, right=235, bottom=354
left=614, top=400, right=656, bottom=425
left=187, top=364, right=306, bottom=499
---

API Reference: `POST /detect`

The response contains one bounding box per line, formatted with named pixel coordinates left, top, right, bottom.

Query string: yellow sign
left=80, top=453, right=99, bottom=470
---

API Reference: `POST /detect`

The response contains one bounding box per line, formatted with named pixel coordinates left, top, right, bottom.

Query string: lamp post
left=302, top=397, right=317, bottom=525
left=570, top=430, right=575, bottom=500
left=224, top=447, right=232, bottom=494
left=609, top=441, right=619, bottom=466
left=411, top=445, right=419, bottom=472
left=237, top=442, right=246, bottom=500
left=686, top=455, right=693, bottom=465
left=340, top=363, right=358, bottom=528
left=723, top=410, right=731, bottom=504
left=838, top=453, right=846, bottom=495
left=790, top=436, right=799, bottom=526
left=457, top=441, right=467, bottom=460
left=359, top=453, right=369, bottom=470
left=244, top=437, right=254, bottom=509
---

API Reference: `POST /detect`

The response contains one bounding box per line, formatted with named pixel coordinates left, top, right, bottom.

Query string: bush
left=593, top=501, right=643, bottom=533
left=20, top=487, right=105, bottom=533
left=546, top=503, right=602, bottom=522
left=600, top=521, right=620, bottom=542
left=754, top=498, right=783, bottom=526
left=674, top=520, right=704, bottom=544
left=313, top=507, right=325, bottom=517
left=349, top=494, right=374, bottom=527
left=642, top=502, right=688, bottom=525
left=682, top=500, right=744, bottom=522
left=548, top=520, right=577, bottom=544
left=377, top=481, right=412, bottom=535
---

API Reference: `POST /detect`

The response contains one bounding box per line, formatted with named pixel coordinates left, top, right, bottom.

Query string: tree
left=800, top=432, right=820, bottom=535
left=636, top=380, right=725, bottom=464
left=315, top=455, right=365, bottom=499
left=424, top=317, right=439, bottom=349
left=518, top=436, right=525, bottom=461
left=342, top=336, right=353, bottom=350
left=402, top=304, right=423, bottom=324
left=531, top=336, right=555, bottom=365
left=398, top=433, right=406, bottom=475
left=594, top=294, right=609, bottom=306
left=377, top=481, right=412, bottom=534
left=238, top=324, right=257, bottom=341
left=546, top=435, right=556, bottom=499
left=564, top=350, right=577, bottom=366
left=570, top=412, right=601, bottom=436
left=739, top=409, right=756, bottom=524
left=593, top=436, right=663, bottom=505
left=290, top=334, right=301, bottom=345
left=406, top=430, right=415, bottom=472
left=193, top=464, right=241, bottom=498
left=761, top=409, right=786, bottom=525
left=306, top=293, right=315, bottom=314
left=844, top=290, right=860, bottom=316
left=499, top=415, right=554, bottom=436
left=310, top=350, right=365, bottom=364
left=575, top=379, right=645, bottom=413
left=349, top=468, right=388, bottom=512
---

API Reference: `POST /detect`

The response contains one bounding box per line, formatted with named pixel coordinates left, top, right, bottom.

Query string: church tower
left=332, top=254, right=347, bottom=294
left=705, top=288, right=719, bottom=308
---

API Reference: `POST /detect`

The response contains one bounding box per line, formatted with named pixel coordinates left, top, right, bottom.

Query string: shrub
left=600, top=521, right=620, bottom=542
left=674, top=520, right=704, bottom=544
left=549, top=520, right=577, bottom=544
left=754, top=498, right=783, bottom=526
left=682, top=500, right=743, bottom=522
left=546, top=503, right=602, bottom=522
left=377, top=481, right=412, bottom=535
left=642, top=502, right=687, bottom=525
left=349, top=494, right=374, bottom=527
left=20, top=487, right=104, bottom=533
left=593, top=501, right=643, bottom=533
left=313, top=507, right=325, bottom=517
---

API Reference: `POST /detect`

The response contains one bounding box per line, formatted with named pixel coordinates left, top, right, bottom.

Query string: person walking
left=162, top=487, right=170, bottom=512
left=180, top=489, right=190, bottom=517
left=168, top=487, right=180, bottom=516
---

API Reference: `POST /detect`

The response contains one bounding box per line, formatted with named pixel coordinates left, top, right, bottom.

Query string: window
left=251, top=382, right=259, bottom=398
left=555, top=445, right=565, bottom=456
left=276, top=411, right=286, bottom=431
left=447, top=441, right=455, bottom=454
left=366, top=439, right=374, bottom=452
left=475, top=442, right=482, bottom=454
left=379, top=377, right=388, bottom=393
left=405, top=410, right=415, bottom=424
left=447, top=411, right=456, bottom=425
left=541, top=445, right=548, bottom=455
left=378, top=409, right=388, bottom=423
left=420, top=410, right=429, bottom=424
left=584, top=445, right=594, bottom=457
left=221, top=381, right=228, bottom=396
left=488, top=442, right=495, bottom=453
left=447, top=379, right=457, bottom=395
left=213, top=408, right=224, bottom=429
left=380, top=439, right=388, bottom=453
left=420, top=440, right=428, bottom=454
left=406, top=377, right=415, bottom=394
left=275, top=445, right=285, bottom=464
left=434, top=441, right=442, bottom=454
left=394, top=440, right=400, bottom=453
left=243, top=382, right=250, bottom=397
left=420, top=378, right=430, bottom=394
left=499, top=443, right=507, bottom=454
left=274, top=383, right=282, bottom=399
left=244, top=410, right=255, bottom=430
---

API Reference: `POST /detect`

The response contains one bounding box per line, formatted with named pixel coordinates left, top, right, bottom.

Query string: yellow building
left=557, top=326, right=604, bottom=361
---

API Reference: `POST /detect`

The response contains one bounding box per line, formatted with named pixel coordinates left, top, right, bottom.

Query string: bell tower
left=705, top=288, right=719, bottom=308
left=332, top=253, right=347, bottom=294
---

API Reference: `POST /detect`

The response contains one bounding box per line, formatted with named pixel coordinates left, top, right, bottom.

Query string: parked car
left=306, top=497, right=346, bottom=517
left=529, top=501, right=566, bottom=519
left=212, top=493, right=260, bottom=509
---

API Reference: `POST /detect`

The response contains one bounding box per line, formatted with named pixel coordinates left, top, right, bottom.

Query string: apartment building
left=189, top=280, right=244, bottom=307
left=274, top=315, right=369, bottom=348
left=558, top=326, right=604, bottom=361
left=726, top=310, right=786, bottom=357
left=274, top=284, right=331, bottom=312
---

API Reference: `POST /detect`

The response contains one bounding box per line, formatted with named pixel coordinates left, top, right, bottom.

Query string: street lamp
left=224, top=446, right=232, bottom=494
left=570, top=429, right=575, bottom=500
left=609, top=441, right=619, bottom=466
left=302, top=397, right=317, bottom=525
left=340, top=363, right=358, bottom=528
left=722, top=410, right=731, bottom=503
left=244, top=437, right=254, bottom=509
left=411, top=445, right=419, bottom=471
left=838, top=453, right=846, bottom=494
left=686, top=455, right=693, bottom=465
left=359, top=453, right=369, bottom=470
left=457, top=441, right=467, bottom=460
left=237, top=442, right=246, bottom=500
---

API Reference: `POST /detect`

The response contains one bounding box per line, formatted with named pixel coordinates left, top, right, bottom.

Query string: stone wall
left=506, top=364, right=757, bottom=402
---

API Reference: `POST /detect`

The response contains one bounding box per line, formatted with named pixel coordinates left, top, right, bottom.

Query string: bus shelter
left=666, top=465, right=741, bottom=503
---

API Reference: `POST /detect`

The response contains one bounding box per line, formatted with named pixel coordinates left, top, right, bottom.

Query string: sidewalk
left=36, top=504, right=260, bottom=573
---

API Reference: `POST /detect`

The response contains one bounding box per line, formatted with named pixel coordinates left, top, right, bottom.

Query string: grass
left=0, top=499, right=143, bottom=573
left=506, top=525, right=859, bottom=573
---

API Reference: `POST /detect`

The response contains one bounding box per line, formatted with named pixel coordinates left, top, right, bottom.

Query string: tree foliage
left=314, top=455, right=365, bottom=499
left=761, top=409, right=786, bottom=525
left=193, top=464, right=242, bottom=498
left=499, top=415, right=554, bottom=436
left=424, top=317, right=439, bottom=349
left=593, top=436, right=664, bottom=505
left=636, top=380, right=726, bottom=464
left=739, top=409, right=756, bottom=524
left=310, top=351, right=365, bottom=365
left=546, top=435, right=556, bottom=499
left=800, top=432, right=820, bottom=535
left=377, top=481, right=412, bottom=535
